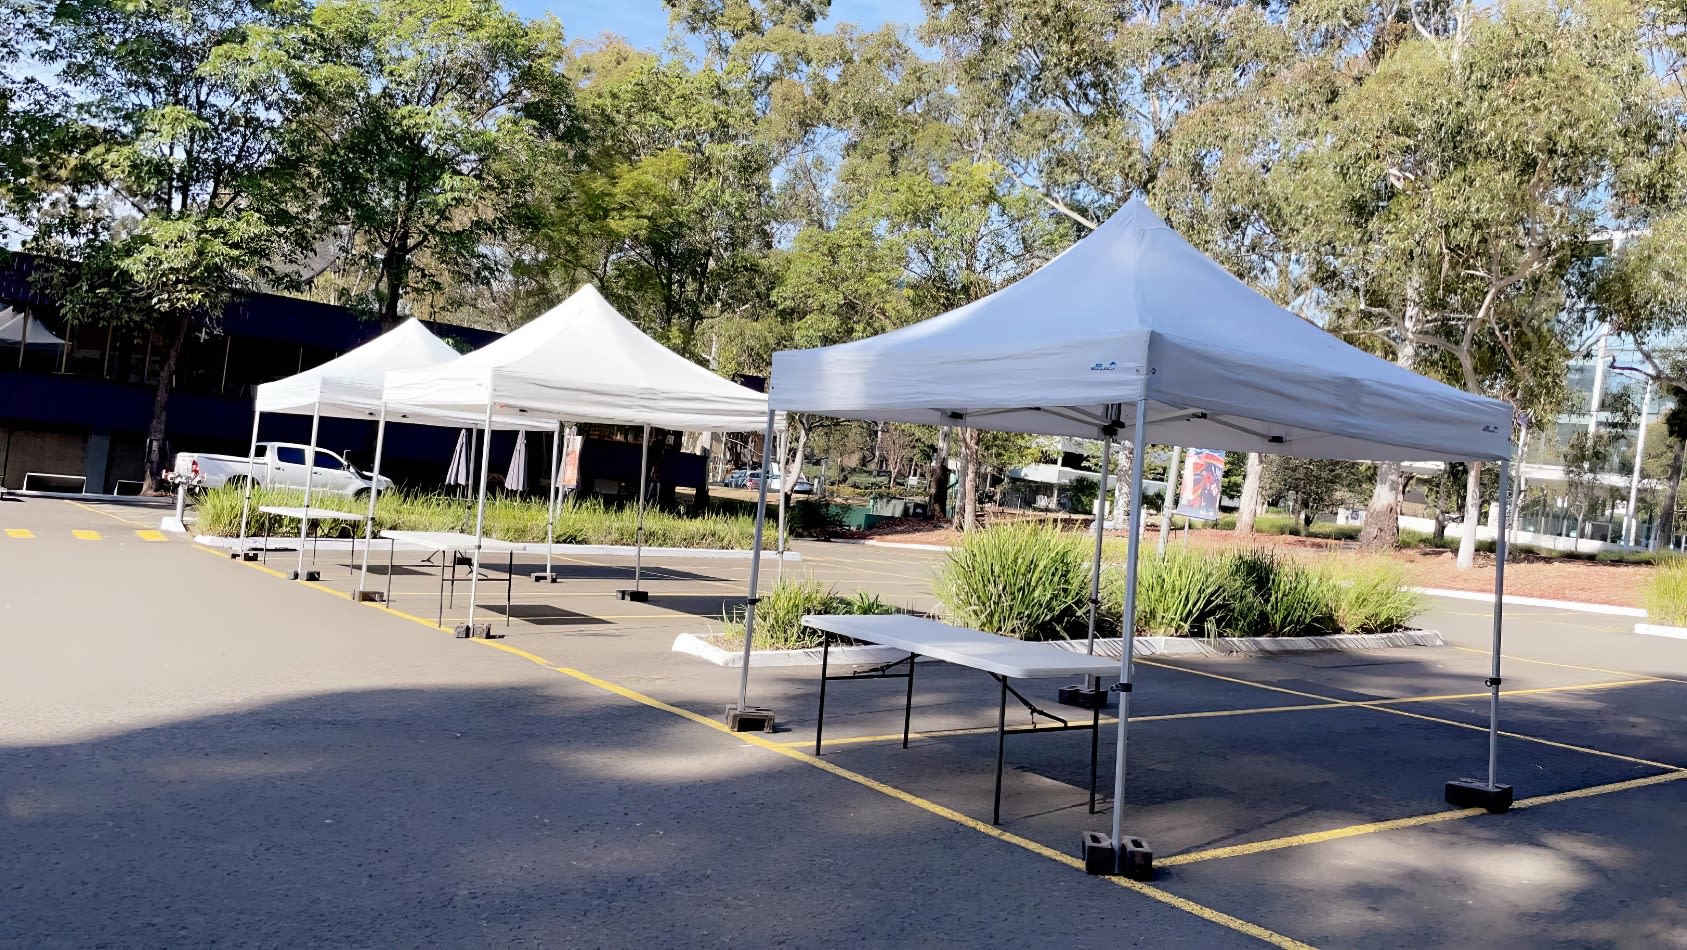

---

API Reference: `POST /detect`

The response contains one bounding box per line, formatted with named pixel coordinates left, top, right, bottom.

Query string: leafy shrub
left=935, top=522, right=1090, bottom=640
left=1645, top=560, right=1687, bottom=626
left=722, top=579, right=900, bottom=650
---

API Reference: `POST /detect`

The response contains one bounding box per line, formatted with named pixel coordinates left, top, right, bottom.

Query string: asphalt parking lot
left=2, top=495, right=1684, bottom=948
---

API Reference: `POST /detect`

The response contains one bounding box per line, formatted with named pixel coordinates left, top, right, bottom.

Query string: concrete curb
left=1634, top=622, right=1687, bottom=640
left=190, top=534, right=801, bottom=561
left=1412, top=587, right=1644, bottom=617
left=673, top=629, right=1446, bottom=668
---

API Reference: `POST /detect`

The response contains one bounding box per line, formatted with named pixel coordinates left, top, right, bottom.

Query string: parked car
left=169, top=442, right=393, bottom=497
left=745, top=472, right=814, bottom=494
left=723, top=469, right=750, bottom=488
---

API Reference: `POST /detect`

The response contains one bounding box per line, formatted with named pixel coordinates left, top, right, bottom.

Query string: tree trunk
left=1358, top=461, right=1404, bottom=551
left=928, top=426, right=952, bottom=519
left=781, top=424, right=809, bottom=513
left=1235, top=452, right=1264, bottom=534
left=1456, top=460, right=1483, bottom=569
left=1158, top=445, right=1182, bottom=548
left=959, top=427, right=980, bottom=532
left=1655, top=439, right=1685, bottom=552
left=140, top=315, right=192, bottom=494
left=379, top=246, right=408, bottom=330
left=1432, top=511, right=1448, bottom=541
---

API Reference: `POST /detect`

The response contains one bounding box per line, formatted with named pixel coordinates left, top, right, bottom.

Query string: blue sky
left=507, top=0, right=923, bottom=50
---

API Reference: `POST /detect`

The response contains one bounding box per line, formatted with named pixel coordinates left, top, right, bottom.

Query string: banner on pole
left=1174, top=448, right=1225, bottom=521
left=560, top=433, right=582, bottom=492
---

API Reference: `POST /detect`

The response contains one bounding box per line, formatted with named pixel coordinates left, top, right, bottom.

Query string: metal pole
left=356, top=404, right=388, bottom=595
left=1588, top=331, right=1608, bottom=437
left=236, top=410, right=261, bottom=553
left=465, top=400, right=495, bottom=631
left=633, top=424, right=651, bottom=592
left=734, top=410, right=778, bottom=709
left=295, top=401, right=321, bottom=579
left=1487, top=458, right=1511, bottom=790
left=1109, top=400, right=1149, bottom=864
left=1157, top=446, right=1181, bottom=557
left=775, top=426, right=789, bottom=580
left=1085, top=433, right=1113, bottom=657
left=1625, top=379, right=1653, bottom=547
left=545, top=422, right=560, bottom=578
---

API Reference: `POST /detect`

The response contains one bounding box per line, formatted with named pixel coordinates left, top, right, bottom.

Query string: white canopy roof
left=383, top=284, right=770, bottom=432
left=0, top=308, right=67, bottom=347
left=255, top=318, right=552, bottom=430
left=770, top=198, right=1512, bottom=462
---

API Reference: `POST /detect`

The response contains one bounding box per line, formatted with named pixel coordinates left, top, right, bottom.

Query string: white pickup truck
left=171, top=442, right=392, bottom=497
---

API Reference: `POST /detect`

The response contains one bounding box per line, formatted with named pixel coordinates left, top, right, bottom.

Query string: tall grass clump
left=1132, top=548, right=1229, bottom=636
left=721, top=579, right=899, bottom=650
left=935, top=523, right=1090, bottom=640
left=191, top=485, right=768, bottom=549
left=1328, top=559, right=1424, bottom=634
left=1644, top=560, right=1687, bottom=626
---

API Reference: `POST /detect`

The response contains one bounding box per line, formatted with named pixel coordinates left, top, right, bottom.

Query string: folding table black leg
left=815, top=629, right=831, bottom=756
left=437, top=550, right=447, bottom=628
left=903, top=652, right=916, bottom=749
left=506, top=551, right=513, bottom=626
left=384, top=538, right=395, bottom=608
left=994, top=676, right=1008, bottom=826
left=1089, top=707, right=1100, bottom=814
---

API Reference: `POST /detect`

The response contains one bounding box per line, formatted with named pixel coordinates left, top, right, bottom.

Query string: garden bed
left=190, top=485, right=772, bottom=549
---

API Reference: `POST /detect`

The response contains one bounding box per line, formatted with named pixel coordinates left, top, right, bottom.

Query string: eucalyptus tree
left=9, top=0, right=318, bottom=491
left=1301, top=0, right=1661, bottom=566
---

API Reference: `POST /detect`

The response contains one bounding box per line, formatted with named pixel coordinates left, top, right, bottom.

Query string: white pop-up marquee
left=382, top=284, right=774, bottom=630
left=236, top=318, right=555, bottom=583
left=740, top=196, right=1517, bottom=874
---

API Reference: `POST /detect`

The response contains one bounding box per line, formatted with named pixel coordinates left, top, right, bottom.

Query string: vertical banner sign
left=1175, top=448, right=1225, bottom=521
left=560, top=433, right=583, bottom=492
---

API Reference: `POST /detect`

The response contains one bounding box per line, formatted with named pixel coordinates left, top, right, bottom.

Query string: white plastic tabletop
left=259, top=505, right=367, bottom=522
left=801, top=614, right=1119, bottom=680
left=378, top=530, right=526, bottom=553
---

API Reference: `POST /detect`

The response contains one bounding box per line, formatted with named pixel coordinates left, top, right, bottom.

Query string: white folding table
left=802, top=614, right=1119, bottom=825
left=377, top=530, right=524, bottom=632
left=257, top=505, right=367, bottom=579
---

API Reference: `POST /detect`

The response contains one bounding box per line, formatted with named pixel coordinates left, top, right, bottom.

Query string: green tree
left=12, top=0, right=316, bottom=491
left=279, top=0, right=579, bottom=330
left=1260, top=456, right=1370, bottom=528
left=1302, top=0, right=1658, bottom=566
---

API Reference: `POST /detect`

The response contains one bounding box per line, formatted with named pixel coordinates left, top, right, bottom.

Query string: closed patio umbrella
left=506, top=429, right=528, bottom=493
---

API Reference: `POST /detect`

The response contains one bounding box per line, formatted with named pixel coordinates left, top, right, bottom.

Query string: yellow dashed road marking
left=5, top=528, right=33, bottom=539
left=136, top=529, right=167, bottom=542
left=71, top=529, right=102, bottom=541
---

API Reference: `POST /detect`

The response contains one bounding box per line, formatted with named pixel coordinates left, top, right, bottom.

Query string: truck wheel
left=227, top=475, right=248, bottom=490
left=353, top=489, right=370, bottom=503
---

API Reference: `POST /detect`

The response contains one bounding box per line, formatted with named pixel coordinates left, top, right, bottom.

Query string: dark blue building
left=0, top=253, right=504, bottom=492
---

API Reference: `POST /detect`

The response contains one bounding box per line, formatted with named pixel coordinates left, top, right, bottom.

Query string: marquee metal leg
left=903, top=652, right=916, bottom=749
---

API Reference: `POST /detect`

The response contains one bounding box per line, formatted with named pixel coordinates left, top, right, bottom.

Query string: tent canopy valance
left=382, top=284, right=770, bottom=433
left=770, top=198, right=1512, bottom=463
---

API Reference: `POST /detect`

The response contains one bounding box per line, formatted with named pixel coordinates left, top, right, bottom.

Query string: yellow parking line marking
left=5, top=528, right=33, bottom=538
left=71, top=529, right=102, bottom=541
left=1453, top=646, right=1687, bottom=687
left=1141, top=660, right=1684, bottom=771
left=136, top=529, right=168, bottom=542
left=65, top=499, right=150, bottom=527
left=785, top=679, right=1659, bottom=750
left=473, top=645, right=1315, bottom=950
left=1160, top=770, right=1687, bottom=868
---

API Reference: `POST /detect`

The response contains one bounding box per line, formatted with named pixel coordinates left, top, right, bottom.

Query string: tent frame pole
left=463, top=400, right=495, bottom=635
left=726, top=410, right=779, bottom=732
left=1444, top=456, right=1515, bottom=813
left=541, top=422, right=559, bottom=581
left=775, top=426, right=789, bottom=580
left=1106, top=400, right=1149, bottom=874
left=618, top=424, right=653, bottom=601
left=235, top=410, right=261, bottom=556
left=294, top=400, right=322, bottom=581
left=355, top=404, right=388, bottom=599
